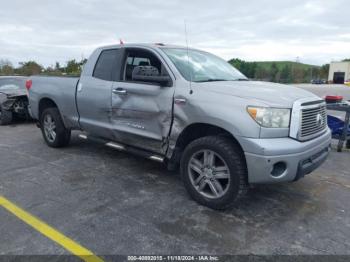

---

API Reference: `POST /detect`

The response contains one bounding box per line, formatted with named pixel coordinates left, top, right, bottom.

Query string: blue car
left=327, top=115, right=350, bottom=149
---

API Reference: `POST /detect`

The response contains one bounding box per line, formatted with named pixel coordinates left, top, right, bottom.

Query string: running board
left=78, top=134, right=164, bottom=163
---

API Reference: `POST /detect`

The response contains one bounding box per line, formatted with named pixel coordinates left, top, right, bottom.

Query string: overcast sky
left=1, top=0, right=349, bottom=67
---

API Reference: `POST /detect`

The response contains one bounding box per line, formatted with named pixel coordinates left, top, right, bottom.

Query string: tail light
left=25, top=79, right=32, bottom=90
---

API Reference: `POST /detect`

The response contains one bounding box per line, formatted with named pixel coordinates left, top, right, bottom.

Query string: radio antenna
left=184, top=20, right=193, bottom=94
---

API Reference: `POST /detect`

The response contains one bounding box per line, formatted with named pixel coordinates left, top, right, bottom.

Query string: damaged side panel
left=110, top=81, right=174, bottom=154
left=166, top=85, right=262, bottom=159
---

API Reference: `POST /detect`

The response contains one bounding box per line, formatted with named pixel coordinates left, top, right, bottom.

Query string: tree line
left=0, top=58, right=87, bottom=77
left=228, top=58, right=331, bottom=83
left=1, top=57, right=349, bottom=83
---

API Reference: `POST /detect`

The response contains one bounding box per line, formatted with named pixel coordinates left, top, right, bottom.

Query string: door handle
left=174, top=98, right=186, bottom=105
left=112, top=88, right=127, bottom=95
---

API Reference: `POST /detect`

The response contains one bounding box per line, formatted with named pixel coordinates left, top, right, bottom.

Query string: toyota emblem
left=316, top=113, right=324, bottom=127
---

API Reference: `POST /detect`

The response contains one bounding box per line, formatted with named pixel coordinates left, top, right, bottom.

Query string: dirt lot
left=0, top=84, right=349, bottom=258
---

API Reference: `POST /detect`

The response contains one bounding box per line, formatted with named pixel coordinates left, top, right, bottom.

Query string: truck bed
left=28, top=75, right=80, bottom=129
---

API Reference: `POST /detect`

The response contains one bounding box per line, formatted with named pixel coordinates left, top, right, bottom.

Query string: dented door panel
left=110, top=81, right=174, bottom=154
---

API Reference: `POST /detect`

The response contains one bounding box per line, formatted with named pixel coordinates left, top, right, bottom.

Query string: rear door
left=77, top=48, right=123, bottom=139
left=109, top=47, right=175, bottom=154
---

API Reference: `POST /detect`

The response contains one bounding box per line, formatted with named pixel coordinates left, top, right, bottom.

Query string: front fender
left=166, top=93, right=262, bottom=158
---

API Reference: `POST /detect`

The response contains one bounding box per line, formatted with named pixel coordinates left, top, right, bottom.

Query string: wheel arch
left=38, top=97, right=68, bottom=128
left=168, top=123, right=246, bottom=168
left=38, top=97, right=59, bottom=118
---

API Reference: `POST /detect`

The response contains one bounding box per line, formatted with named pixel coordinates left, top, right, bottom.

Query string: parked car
left=27, top=44, right=331, bottom=209
left=0, top=76, right=30, bottom=125
left=311, top=79, right=326, bottom=84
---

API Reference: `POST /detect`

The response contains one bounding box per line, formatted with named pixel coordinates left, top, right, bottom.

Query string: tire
left=180, top=136, right=248, bottom=210
left=0, top=106, right=13, bottom=125
left=346, top=140, right=350, bottom=149
left=40, top=108, right=71, bottom=147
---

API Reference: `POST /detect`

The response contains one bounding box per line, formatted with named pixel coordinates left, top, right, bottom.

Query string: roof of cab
left=98, top=43, right=189, bottom=50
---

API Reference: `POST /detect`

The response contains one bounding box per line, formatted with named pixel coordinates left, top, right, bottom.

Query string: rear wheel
left=346, top=140, right=350, bottom=149
left=0, top=106, right=13, bottom=125
left=40, top=108, right=71, bottom=147
left=180, top=136, right=248, bottom=210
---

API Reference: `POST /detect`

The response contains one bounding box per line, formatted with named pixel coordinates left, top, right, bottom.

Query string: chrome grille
left=300, top=103, right=327, bottom=140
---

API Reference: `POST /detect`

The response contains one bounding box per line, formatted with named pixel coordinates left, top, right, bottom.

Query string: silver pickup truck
left=27, top=43, right=331, bottom=209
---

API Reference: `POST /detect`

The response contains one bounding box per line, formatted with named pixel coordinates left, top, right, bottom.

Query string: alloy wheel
left=43, top=114, right=56, bottom=143
left=188, top=149, right=230, bottom=199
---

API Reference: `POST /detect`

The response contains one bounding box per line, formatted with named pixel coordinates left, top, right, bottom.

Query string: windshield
left=162, top=48, right=247, bottom=82
left=0, top=79, right=25, bottom=91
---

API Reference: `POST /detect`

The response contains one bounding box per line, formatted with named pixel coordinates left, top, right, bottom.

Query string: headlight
left=247, top=106, right=291, bottom=128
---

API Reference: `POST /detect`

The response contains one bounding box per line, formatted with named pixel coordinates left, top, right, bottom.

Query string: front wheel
left=40, top=108, right=71, bottom=147
left=180, top=136, right=248, bottom=210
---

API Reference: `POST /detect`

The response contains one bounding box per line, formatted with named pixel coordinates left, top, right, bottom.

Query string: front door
left=110, top=47, right=175, bottom=154
left=77, top=48, right=122, bottom=139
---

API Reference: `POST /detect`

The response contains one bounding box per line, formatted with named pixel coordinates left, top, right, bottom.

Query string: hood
left=0, top=89, right=27, bottom=97
left=194, top=81, right=320, bottom=107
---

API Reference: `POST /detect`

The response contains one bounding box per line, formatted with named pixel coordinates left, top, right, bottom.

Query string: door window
left=93, top=49, right=121, bottom=81
left=123, top=49, right=168, bottom=82
left=0, top=79, right=25, bottom=90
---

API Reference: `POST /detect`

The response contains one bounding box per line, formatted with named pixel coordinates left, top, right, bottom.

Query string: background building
left=328, top=62, right=350, bottom=84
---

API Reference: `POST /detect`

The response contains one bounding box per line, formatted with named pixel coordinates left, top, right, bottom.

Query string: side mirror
left=132, top=66, right=171, bottom=87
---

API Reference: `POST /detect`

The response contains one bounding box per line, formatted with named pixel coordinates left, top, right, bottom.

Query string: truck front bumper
left=240, top=129, right=332, bottom=184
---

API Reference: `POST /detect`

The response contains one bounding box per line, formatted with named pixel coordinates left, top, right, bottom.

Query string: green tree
left=320, top=64, right=329, bottom=79
left=16, top=61, right=43, bottom=76
left=65, top=59, right=80, bottom=74
left=254, top=66, right=269, bottom=80
left=228, top=58, right=257, bottom=79
left=246, top=62, right=257, bottom=79
left=1, top=65, right=14, bottom=75
left=280, top=65, right=292, bottom=83
left=230, top=57, right=328, bottom=83
left=270, top=62, right=278, bottom=82
left=0, top=59, right=14, bottom=75
left=65, top=58, right=87, bottom=75
left=293, top=66, right=305, bottom=83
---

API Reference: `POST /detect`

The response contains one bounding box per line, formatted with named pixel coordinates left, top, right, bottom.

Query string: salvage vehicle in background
left=311, top=79, right=326, bottom=84
left=27, top=43, right=331, bottom=209
left=0, top=76, right=30, bottom=125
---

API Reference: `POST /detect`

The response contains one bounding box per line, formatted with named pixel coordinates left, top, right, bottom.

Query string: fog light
left=271, top=162, right=287, bottom=177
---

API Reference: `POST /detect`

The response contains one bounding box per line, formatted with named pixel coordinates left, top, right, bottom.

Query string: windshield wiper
left=195, top=79, right=230, bottom=82
left=195, top=78, right=249, bottom=82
